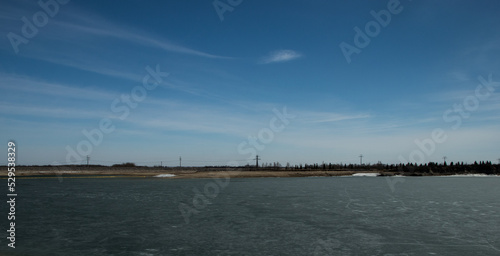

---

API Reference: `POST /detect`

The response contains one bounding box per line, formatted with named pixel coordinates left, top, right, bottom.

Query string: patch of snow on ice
left=154, top=174, right=176, bottom=178
left=352, top=173, right=379, bottom=177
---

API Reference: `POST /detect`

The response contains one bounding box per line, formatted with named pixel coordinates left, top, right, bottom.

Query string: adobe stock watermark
left=237, top=107, right=295, bottom=157
left=7, top=0, right=70, bottom=54
left=65, top=65, right=169, bottom=165
left=339, top=0, right=411, bottom=64
left=213, top=0, right=242, bottom=21
left=178, top=107, right=295, bottom=224
left=399, top=74, right=499, bottom=164
left=388, top=74, right=499, bottom=192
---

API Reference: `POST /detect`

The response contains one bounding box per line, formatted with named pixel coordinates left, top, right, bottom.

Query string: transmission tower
left=254, top=155, right=260, bottom=168
left=179, top=156, right=182, bottom=168
left=359, top=154, right=363, bottom=165
left=86, top=155, right=90, bottom=166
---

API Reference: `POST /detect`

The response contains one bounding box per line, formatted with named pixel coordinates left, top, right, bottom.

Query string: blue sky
left=1, top=0, right=500, bottom=166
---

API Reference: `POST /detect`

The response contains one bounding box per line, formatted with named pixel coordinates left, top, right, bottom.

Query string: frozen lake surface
left=3, top=176, right=500, bottom=255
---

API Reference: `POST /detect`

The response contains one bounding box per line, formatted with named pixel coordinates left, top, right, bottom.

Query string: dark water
left=1, top=176, right=500, bottom=255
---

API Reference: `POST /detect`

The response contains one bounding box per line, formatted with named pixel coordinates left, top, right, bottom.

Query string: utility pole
left=443, top=156, right=447, bottom=165
left=179, top=157, right=182, bottom=168
left=254, top=155, right=260, bottom=168
left=86, top=155, right=90, bottom=167
left=160, top=161, right=162, bottom=167
left=359, top=154, right=363, bottom=166
left=497, top=158, right=500, bottom=164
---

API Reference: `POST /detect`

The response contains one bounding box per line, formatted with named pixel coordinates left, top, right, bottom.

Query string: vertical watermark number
left=7, top=141, right=16, bottom=249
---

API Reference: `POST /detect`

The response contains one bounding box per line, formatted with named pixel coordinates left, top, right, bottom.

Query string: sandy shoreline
left=2, top=166, right=388, bottom=179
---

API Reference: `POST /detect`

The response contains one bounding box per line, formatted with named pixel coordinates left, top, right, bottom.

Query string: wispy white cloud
left=297, top=111, right=370, bottom=124
left=0, top=103, right=109, bottom=119
left=34, top=56, right=143, bottom=82
left=429, top=86, right=500, bottom=106
left=1, top=74, right=117, bottom=101
left=122, top=103, right=263, bottom=137
left=262, top=50, right=302, bottom=64
left=51, top=12, right=230, bottom=59
left=2, top=8, right=231, bottom=83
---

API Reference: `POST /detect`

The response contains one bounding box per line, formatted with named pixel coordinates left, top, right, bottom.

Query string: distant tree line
left=112, top=162, right=136, bottom=167
left=224, top=161, right=500, bottom=175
